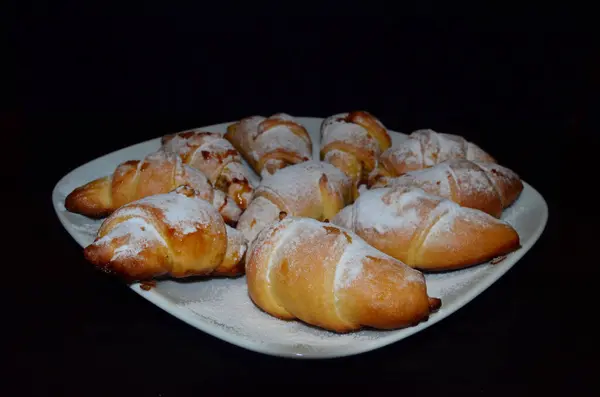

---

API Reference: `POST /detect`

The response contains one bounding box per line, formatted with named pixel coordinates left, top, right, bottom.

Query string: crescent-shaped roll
left=246, top=216, right=441, bottom=333
left=224, top=113, right=313, bottom=178
left=161, top=130, right=255, bottom=209
left=332, top=186, right=520, bottom=271
left=369, top=129, right=495, bottom=185
left=64, top=149, right=242, bottom=225
left=369, top=159, right=523, bottom=217
left=83, top=186, right=247, bottom=281
left=320, top=111, right=391, bottom=199
left=235, top=161, right=352, bottom=244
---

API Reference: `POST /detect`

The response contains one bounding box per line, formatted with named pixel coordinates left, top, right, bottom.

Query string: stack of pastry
left=65, top=111, right=524, bottom=334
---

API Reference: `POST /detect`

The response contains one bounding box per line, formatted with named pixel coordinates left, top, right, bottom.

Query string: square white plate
left=52, top=116, right=548, bottom=359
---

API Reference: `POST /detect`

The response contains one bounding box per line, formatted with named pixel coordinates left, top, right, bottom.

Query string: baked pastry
left=369, top=159, right=523, bottom=217
left=332, top=186, right=520, bottom=271
left=161, top=130, right=255, bottom=209
left=246, top=216, right=441, bottom=333
left=320, top=111, right=391, bottom=199
left=369, top=129, right=495, bottom=186
left=84, top=186, right=247, bottom=281
left=64, top=150, right=241, bottom=225
left=235, top=161, right=352, bottom=244
left=224, top=113, right=312, bottom=178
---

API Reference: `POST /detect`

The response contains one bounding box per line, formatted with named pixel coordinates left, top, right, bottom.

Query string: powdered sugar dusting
left=238, top=116, right=266, bottom=142
left=94, top=217, right=168, bottom=262
left=428, top=130, right=468, bottom=164
left=158, top=277, right=380, bottom=349
left=386, top=138, right=423, bottom=167
left=177, top=165, right=213, bottom=199
left=348, top=188, right=424, bottom=234
left=333, top=238, right=367, bottom=290
left=383, top=130, right=494, bottom=173
left=321, top=120, right=378, bottom=153
left=133, top=192, right=219, bottom=236
left=256, top=161, right=350, bottom=216
left=453, top=164, right=494, bottom=195
left=387, top=159, right=497, bottom=201
left=54, top=116, right=546, bottom=357
left=387, top=164, right=453, bottom=198
left=236, top=196, right=281, bottom=244
left=225, top=224, right=247, bottom=261
left=255, top=125, right=311, bottom=158
left=265, top=219, right=311, bottom=276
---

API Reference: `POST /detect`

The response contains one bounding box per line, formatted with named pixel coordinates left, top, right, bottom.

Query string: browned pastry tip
left=257, top=118, right=311, bottom=144
left=345, top=110, right=392, bottom=151
left=428, top=297, right=442, bottom=312
left=64, top=176, right=114, bottom=218
left=64, top=150, right=243, bottom=224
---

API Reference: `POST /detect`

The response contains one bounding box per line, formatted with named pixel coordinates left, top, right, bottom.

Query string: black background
left=6, top=6, right=596, bottom=396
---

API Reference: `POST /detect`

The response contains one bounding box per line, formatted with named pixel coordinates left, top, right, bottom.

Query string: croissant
left=224, top=113, right=313, bottom=178
left=369, top=159, right=523, bottom=217
left=64, top=150, right=242, bottom=225
left=84, top=186, right=247, bottom=281
left=235, top=161, right=352, bottom=244
left=320, top=111, right=391, bottom=199
left=161, top=130, right=255, bottom=209
left=368, top=129, right=496, bottom=186
left=332, top=186, right=520, bottom=271
left=246, top=216, right=441, bottom=333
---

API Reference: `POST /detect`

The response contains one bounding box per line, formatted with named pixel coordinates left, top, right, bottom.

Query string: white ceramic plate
left=52, top=117, right=548, bottom=359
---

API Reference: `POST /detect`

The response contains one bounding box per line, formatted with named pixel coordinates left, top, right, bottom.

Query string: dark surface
left=6, top=11, right=595, bottom=396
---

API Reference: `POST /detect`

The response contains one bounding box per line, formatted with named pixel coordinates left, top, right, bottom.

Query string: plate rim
left=51, top=116, right=549, bottom=359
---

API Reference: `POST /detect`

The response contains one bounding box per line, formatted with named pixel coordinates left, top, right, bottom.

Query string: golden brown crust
left=347, top=111, right=392, bottom=151
left=320, top=111, right=391, bottom=200
left=331, top=186, right=521, bottom=272
left=64, top=176, right=114, bottom=218
left=64, top=150, right=242, bottom=224
left=83, top=187, right=246, bottom=282
left=224, top=114, right=312, bottom=177
left=368, top=129, right=496, bottom=185
left=370, top=159, right=523, bottom=217
left=235, top=161, right=353, bottom=244
left=246, top=217, right=440, bottom=333
left=161, top=130, right=255, bottom=210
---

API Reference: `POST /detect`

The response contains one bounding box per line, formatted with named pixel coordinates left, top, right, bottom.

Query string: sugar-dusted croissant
left=332, top=186, right=520, bottom=271
left=368, top=129, right=496, bottom=186
left=224, top=113, right=313, bottom=178
left=161, top=130, right=255, bottom=209
left=320, top=111, right=391, bottom=200
left=235, top=161, right=352, bottom=244
left=246, top=216, right=441, bottom=333
left=64, top=150, right=241, bottom=225
left=370, top=159, right=523, bottom=218
left=84, top=186, right=247, bottom=281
